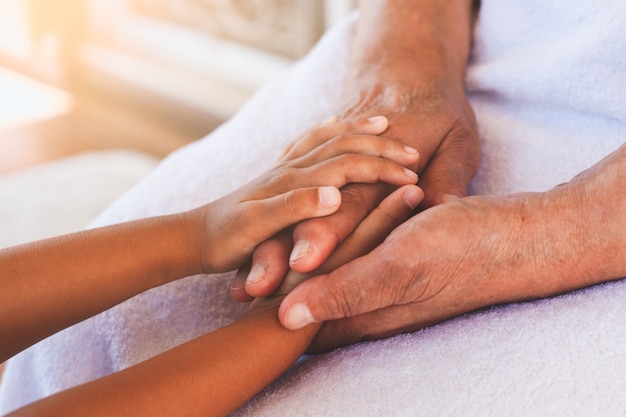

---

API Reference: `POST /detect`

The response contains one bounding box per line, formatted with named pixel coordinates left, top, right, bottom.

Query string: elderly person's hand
left=275, top=143, right=626, bottom=352
left=233, top=0, right=480, bottom=299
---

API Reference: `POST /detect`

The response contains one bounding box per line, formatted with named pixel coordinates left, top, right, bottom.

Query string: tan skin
left=232, top=0, right=480, bottom=297
left=234, top=0, right=626, bottom=352
left=1, top=117, right=424, bottom=416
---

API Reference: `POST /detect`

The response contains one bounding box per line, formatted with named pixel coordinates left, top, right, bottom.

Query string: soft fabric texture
left=2, top=1, right=626, bottom=415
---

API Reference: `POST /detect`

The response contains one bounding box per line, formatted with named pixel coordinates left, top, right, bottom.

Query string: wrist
left=512, top=174, right=626, bottom=299
left=167, top=211, right=207, bottom=279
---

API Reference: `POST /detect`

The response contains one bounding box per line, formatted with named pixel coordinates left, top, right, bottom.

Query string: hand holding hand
left=240, top=58, right=480, bottom=299
left=185, top=116, right=420, bottom=274
left=277, top=143, right=626, bottom=352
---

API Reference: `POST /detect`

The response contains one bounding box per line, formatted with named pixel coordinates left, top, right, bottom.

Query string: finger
left=418, top=125, right=480, bottom=208
left=279, top=185, right=424, bottom=330
left=230, top=266, right=254, bottom=302
left=232, top=187, right=341, bottom=268
left=316, top=184, right=423, bottom=273
left=278, top=257, right=382, bottom=330
left=281, top=115, right=389, bottom=161
left=288, top=183, right=421, bottom=273
left=243, top=231, right=294, bottom=298
left=290, top=134, right=419, bottom=170
left=299, top=154, right=419, bottom=190
left=251, top=154, right=417, bottom=206
left=287, top=183, right=389, bottom=272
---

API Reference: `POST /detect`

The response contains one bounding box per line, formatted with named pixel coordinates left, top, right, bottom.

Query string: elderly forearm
left=352, top=0, right=476, bottom=88
left=544, top=144, right=626, bottom=293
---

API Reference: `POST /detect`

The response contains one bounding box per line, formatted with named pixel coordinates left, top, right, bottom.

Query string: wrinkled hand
left=277, top=142, right=626, bottom=351
left=277, top=193, right=532, bottom=351
left=248, top=182, right=424, bottom=318
left=185, top=116, right=419, bottom=274
left=237, top=81, right=480, bottom=298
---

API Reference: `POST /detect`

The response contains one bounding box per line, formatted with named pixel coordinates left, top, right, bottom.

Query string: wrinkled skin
left=277, top=143, right=626, bottom=351
left=230, top=0, right=483, bottom=346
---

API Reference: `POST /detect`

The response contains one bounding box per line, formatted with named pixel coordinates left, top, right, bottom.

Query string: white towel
left=2, top=2, right=626, bottom=415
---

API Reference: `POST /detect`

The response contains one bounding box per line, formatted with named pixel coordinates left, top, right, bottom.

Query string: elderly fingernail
left=290, top=240, right=310, bottom=264
left=403, top=187, right=423, bottom=209
left=245, top=264, right=265, bottom=285
left=285, top=303, right=316, bottom=330
left=367, top=115, right=386, bottom=124
left=318, top=186, right=340, bottom=208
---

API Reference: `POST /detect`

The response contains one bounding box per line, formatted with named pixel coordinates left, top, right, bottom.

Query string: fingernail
left=403, top=187, right=423, bottom=209
left=290, top=240, right=310, bottom=264
left=245, top=264, right=265, bottom=286
left=284, top=303, right=316, bottom=330
left=318, top=186, right=340, bottom=208
left=404, top=168, right=418, bottom=179
left=404, top=145, right=418, bottom=154
left=366, top=115, right=386, bottom=124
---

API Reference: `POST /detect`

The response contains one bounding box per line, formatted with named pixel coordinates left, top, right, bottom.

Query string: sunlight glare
left=0, top=66, right=72, bottom=130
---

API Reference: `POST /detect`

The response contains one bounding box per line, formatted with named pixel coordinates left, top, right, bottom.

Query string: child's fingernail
left=245, top=264, right=265, bottom=285
left=404, top=145, right=418, bottom=154
left=290, top=240, right=311, bottom=264
left=366, top=115, right=386, bottom=124
left=284, top=303, right=316, bottom=330
left=404, top=168, right=418, bottom=179
left=318, top=186, right=340, bottom=208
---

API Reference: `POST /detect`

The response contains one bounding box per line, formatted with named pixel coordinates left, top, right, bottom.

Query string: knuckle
left=281, top=189, right=302, bottom=213
left=381, top=207, right=407, bottom=230
left=239, top=200, right=263, bottom=224
left=324, top=285, right=358, bottom=318
left=269, top=167, right=299, bottom=192
left=340, top=184, right=372, bottom=207
left=335, top=153, right=361, bottom=170
left=325, top=134, right=347, bottom=149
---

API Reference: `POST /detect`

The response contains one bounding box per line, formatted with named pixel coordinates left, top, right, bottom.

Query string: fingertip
left=288, top=239, right=329, bottom=273
left=282, top=302, right=318, bottom=330
left=244, top=262, right=287, bottom=298
left=364, top=115, right=389, bottom=134
left=366, top=115, right=387, bottom=125
left=229, top=285, right=254, bottom=302
left=318, top=186, right=341, bottom=209
left=402, top=185, right=425, bottom=210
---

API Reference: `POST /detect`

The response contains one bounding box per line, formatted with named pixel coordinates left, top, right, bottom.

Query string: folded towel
left=2, top=2, right=626, bottom=415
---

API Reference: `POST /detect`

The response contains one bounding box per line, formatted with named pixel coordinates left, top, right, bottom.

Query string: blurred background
left=0, top=0, right=356, bottom=379
left=0, top=0, right=356, bottom=174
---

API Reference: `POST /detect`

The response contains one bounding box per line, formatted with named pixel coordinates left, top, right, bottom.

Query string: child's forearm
left=9, top=305, right=320, bottom=417
left=0, top=214, right=199, bottom=362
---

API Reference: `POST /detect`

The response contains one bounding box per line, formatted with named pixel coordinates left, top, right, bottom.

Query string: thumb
left=244, top=186, right=342, bottom=243
left=278, top=253, right=389, bottom=330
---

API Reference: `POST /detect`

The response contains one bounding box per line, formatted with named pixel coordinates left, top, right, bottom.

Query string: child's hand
left=184, top=116, right=420, bottom=274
